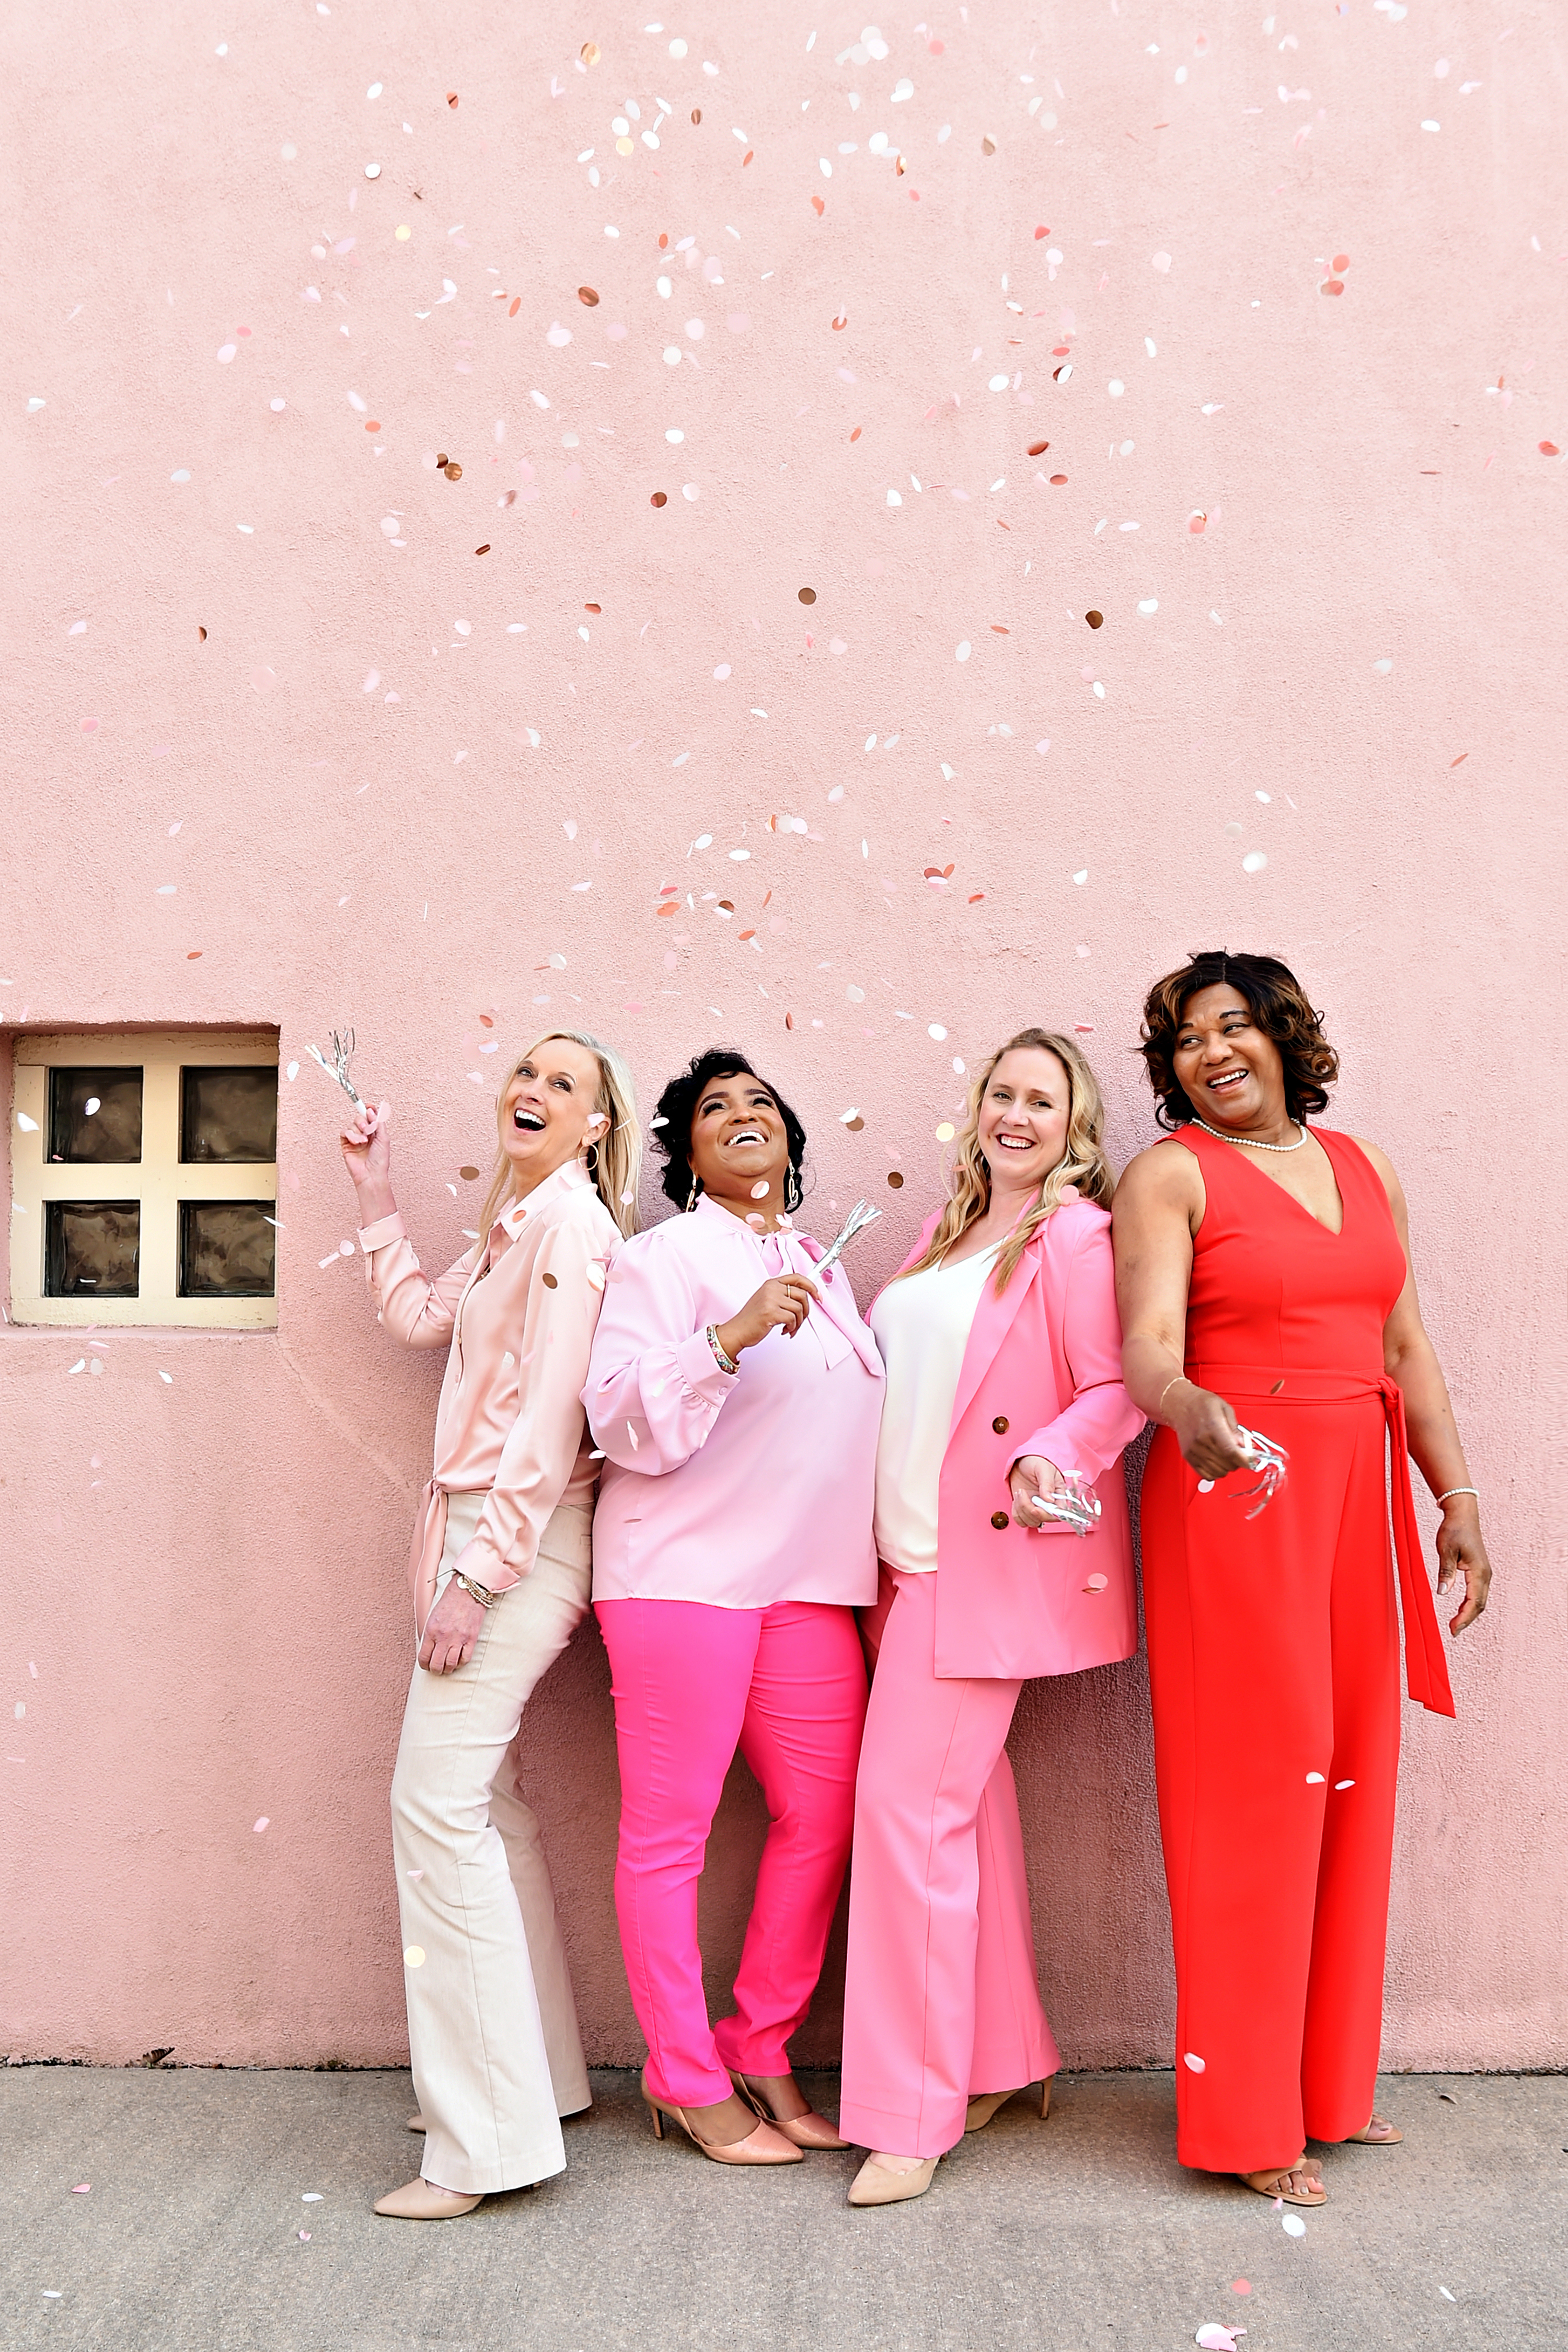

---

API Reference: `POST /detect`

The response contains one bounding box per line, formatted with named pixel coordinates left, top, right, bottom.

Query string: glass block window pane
left=45, top=1201, right=141, bottom=1296
left=48, top=1068, right=143, bottom=1165
left=179, top=1202, right=276, bottom=1297
left=181, top=1066, right=279, bottom=1164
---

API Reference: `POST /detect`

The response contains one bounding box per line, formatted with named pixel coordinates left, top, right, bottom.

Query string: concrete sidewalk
left=2, top=2067, right=1562, bottom=2352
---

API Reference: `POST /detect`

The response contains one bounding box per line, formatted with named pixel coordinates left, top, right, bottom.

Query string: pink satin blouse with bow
left=583, top=1194, right=885, bottom=1609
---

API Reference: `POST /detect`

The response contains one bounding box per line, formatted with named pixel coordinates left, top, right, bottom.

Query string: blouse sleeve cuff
left=356, top=1210, right=407, bottom=1252
left=672, top=1325, right=739, bottom=1407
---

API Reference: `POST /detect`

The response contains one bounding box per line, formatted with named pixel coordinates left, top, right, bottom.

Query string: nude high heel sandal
left=1344, top=2116, right=1403, bottom=2144
left=641, top=2073, right=802, bottom=2165
left=1237, top=2161, right=1327, bottom=2207
left=965, top=2077, right=1054, bottom=2132
left=729, top=2069, right=851, bottom=2150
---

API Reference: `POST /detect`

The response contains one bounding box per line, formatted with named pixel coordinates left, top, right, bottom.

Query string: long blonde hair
left=900, top=1028, right=1114, bottom=1295
left=475, top=1030, right=642, bottom=1242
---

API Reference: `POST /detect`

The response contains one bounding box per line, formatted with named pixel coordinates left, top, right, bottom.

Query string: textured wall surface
left=3, top=2, right=1563, bottom=2072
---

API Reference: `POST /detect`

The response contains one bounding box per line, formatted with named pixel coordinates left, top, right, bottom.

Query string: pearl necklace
left=1191, top=1114, right=1308, bottom=1154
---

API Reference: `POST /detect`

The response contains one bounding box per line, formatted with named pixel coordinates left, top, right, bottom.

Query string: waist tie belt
left=1184, top=1363, right=1456, bottom=1720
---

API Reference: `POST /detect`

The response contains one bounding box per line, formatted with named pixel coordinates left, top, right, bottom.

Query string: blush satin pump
left=641, top=2071, right=802, bottom=2165
left=729, top=2069, right=851, bottom=2150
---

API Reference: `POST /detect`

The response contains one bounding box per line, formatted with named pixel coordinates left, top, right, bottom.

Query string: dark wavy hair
left=651, top=1048, right=810, bottom=1213
left=1138, top=950, right=1340, bottom=1132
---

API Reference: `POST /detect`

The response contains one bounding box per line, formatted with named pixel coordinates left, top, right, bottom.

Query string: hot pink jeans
left=839, top=1564, right=1062, bottom=2158
left=595, top=1595, right=867, bottom=2108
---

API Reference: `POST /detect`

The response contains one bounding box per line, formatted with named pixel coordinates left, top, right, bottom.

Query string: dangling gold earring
left=686, top=1172, right=702, bottom=1212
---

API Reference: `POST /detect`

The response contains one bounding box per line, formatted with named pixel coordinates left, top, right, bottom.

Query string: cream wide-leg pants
left=391, top=1491, right=593, bottom=2196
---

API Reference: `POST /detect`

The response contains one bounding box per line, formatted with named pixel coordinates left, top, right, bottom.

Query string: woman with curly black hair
left=582, top=1049, right=884, bottom=2167
left=1113, top=951, right=1493, bottom=2210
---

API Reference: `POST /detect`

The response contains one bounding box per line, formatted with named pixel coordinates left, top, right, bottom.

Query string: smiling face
left=499, top=1037, right=606, bottom=1195
left=687, top=1070, right=791, bottom=1214
left=977, top=1047, right=1073, bottom=1192
left=1171, top=984, right=1288, bottom=1128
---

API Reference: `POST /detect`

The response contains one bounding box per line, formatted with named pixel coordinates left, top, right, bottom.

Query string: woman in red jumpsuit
left=1113, top=951, right=1493, bottom=2207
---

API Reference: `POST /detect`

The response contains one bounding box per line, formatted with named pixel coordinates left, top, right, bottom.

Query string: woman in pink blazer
left=839, top=1028, right=1145, bottom=2207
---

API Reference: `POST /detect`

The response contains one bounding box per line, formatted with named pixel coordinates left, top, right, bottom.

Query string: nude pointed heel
left=847, top=2154, right=941, bottom=2207
left=729, top=2069, right=851, bottom=2151
left=964, top=2076, right=1054, bottom=2133
left=406, top=2112, right=427, bottom=2132
left=640, top=2073, right=802, bottom=2165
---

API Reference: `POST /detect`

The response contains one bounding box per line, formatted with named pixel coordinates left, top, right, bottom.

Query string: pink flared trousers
left=839, top=1565, right=1061, bottom=2158
left=595, top=1595, right=867, bottom=2108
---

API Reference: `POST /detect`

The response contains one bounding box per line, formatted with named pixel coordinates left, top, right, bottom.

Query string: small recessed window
left=11, top=1030, right=279, bottom=1328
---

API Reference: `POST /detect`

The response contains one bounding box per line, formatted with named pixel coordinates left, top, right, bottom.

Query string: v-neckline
left=1203, top=1124, right=1346, bottom=1238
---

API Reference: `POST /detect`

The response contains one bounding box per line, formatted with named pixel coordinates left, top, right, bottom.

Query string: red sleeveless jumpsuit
left=1140, top=1125, right=1455, bottom=2172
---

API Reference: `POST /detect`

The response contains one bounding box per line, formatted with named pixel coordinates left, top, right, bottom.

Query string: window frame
left=10, top=1030, right=279, bottom=1329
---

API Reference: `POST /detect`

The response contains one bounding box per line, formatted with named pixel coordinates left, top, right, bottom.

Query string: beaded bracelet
left=1435, top=1487, right=1480, bottom=1507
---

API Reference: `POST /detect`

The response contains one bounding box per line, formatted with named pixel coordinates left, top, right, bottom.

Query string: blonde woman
left=838, top=1029, right=1145, bottom=2206
left=341, top=1031, right=639, bottom=2221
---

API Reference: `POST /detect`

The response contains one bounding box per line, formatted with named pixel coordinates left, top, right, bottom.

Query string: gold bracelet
left=1157, top=1374, right=1192, bottom=1419
left=452, top=1569, right=503, bottom=1610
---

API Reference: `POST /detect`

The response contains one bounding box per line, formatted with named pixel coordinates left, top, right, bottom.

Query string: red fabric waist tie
left=1185, top=1363, right=1456, bottom=1721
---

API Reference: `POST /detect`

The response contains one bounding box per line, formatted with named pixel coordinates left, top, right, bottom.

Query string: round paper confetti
left=404, top=1945, right=425, bottom=1967
left=1183, top=2051, right=1206, bottom=2072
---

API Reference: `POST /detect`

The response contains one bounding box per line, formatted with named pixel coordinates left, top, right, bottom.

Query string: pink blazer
left=879, top=1200, right=1146, bottom=1680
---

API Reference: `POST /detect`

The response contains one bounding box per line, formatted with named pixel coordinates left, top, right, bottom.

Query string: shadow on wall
left=516, top=1439, right=1173, bottom=2072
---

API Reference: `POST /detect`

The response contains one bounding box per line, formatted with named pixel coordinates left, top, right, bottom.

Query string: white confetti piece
left=1281, top=2211, right=1307, bottom=2238
left=403, top=1945, right=425, bottom=1967
left=1183, top=2051, right=1206, bottom=2072
left=253, top=1817, right=270, bottom=1832
left=954, top=640, right=970, bottom=661
left=1306, top=1771, right=1325, bottom=1784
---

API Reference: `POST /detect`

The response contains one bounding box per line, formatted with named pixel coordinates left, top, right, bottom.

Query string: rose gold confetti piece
left=444, top=462, right=462, bottom=480
left=1085, top=611, right=1103, bottom=629
left=982, top=135, right=997, bottom=155
left=187, top=950, right=202, bottom=960
left=991, top=625, right=1010, bottom=635
left=691, top=109, right=701, bottom=124
left=832, top=312, right=848, bottom=330
left=578, top=286, right=600, bottom=305
left=1050, top=474, right=1068, bottom=486
left=651, top=491, right=667, bottom=506
left=969, top=892, right=985, bottom=903
left=785, top=1013, right=794, bottom=1030
left=798, top=586, right=816, bottom=604
left=1027, top=440, right=1049, bottom=457
left=475, top=544, right=490, bottom=555
left=811, top=193, right=823, bottom=214
left=887, top=1171, right=904, bottom=1189
left=446, top=91, right=458, bottom=107
left=1449, top=753, right=1468, bottom=766
left=1034, top=224, right=1050, bottom=239
left=585, top=602, right=602, bottom=613
left=850, top=426, right=862, bottom=442
left=199, top=626, right=207, bottom=640
left=541, top=1272, right=558, bottom=1289
left=1332, top=254, right=1350, bottom=272
left=580, top=41, right=600, bottom=65
left=459, top=1165, right=480, bottom=1180
left=1540, top=441, right=1560, bottom=456
left=1189, top=512, right=1207, bottom=533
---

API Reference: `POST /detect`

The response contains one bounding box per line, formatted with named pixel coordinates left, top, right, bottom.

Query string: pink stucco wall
left=4, top=3, right=1563, bottom=2072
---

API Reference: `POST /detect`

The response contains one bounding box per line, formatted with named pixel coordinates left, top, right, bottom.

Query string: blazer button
left=990, top=1510, right=1010, bottom=1530
left=992, top=1415, right=1009, bottom=1434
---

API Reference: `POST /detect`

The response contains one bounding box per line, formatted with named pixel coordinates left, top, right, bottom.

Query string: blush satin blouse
left=583, top=1194, right=885, bottom=1610
left=356, top=1157, right=619, bottom=1633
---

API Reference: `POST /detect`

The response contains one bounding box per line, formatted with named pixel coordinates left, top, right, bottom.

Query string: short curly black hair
left=1138, top=950, right=1340, bottom=1131
left=650, top=1048, right=810, bottom=1212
